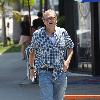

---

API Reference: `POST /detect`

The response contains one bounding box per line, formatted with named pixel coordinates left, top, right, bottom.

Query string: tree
left=0, top=0, right=7, bottom=46
left=0, top=0, right=21, bottom=46
left=0, top=0, right=35, bottom=45
left=12, top=0, right=35, bottom=43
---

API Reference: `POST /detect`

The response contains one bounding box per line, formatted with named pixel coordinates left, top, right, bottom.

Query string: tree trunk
left=2, top=10, right=7, bottom=46
left=1, top=2, right=7, bottom=47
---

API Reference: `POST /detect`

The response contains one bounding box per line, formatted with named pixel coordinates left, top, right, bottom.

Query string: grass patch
left=0, top=44, right=21, bottom=54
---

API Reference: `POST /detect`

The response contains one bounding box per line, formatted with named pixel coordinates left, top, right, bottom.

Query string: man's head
left=43, top=9, right=57, bottom=29
left=37, top=12, right=43, bottom=18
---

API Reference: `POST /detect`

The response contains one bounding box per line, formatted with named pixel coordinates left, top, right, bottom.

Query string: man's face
left=43, top=12, right=57, bottom=28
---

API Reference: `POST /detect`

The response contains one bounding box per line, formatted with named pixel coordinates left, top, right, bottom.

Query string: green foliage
left=13, top=11, right=21, bottom=22
left=22, top=0, right=35, bottom=7
left=7, top=0, right=16, bottom=3
left=57, top=16, right=65, bottom=28
left=42, top=0, right=44, bottom=6
left=0, top=44, right=21, bottom=54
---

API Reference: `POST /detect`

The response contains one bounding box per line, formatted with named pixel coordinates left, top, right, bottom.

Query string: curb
left=64, top=95, right=100, bottom=100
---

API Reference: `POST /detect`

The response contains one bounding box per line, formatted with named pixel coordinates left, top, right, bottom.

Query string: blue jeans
left=38, top=70, right=67, bottom=100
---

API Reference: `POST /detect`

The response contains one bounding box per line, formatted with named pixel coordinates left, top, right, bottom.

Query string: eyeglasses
left=43, top=17, right=56, bottom=21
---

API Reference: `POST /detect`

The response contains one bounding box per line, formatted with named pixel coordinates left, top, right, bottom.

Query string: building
left=62, top=0, right=100, bottom=76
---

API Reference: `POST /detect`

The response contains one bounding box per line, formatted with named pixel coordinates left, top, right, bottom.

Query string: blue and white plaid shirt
left=27, top=26, right=74, bottom=70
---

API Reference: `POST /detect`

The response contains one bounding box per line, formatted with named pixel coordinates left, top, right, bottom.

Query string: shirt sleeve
left=30, top=31, right=39, bottom=50
left=62, top=29, right=74, bottom=48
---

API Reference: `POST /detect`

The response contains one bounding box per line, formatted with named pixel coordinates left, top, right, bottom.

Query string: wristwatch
left=29, top=64, right=35, bottom=69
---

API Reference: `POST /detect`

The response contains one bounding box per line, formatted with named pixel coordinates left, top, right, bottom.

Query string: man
left=28, top=9, right=74, bottom=100
left=32, top=12, right=44, bottom=32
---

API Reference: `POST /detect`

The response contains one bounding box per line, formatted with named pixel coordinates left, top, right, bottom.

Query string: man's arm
left=29, top=50, right=35, bottom=68
left=63, top=48, right=73, bottom=72
left=28, top=49, right=36, bottom=80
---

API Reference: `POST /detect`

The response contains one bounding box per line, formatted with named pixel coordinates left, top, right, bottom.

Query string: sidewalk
left=0, top=52, right=100, bottom=100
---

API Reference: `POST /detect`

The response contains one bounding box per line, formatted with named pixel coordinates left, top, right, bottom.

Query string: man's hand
left=29, top=67, right=36, bottom=80
left=63, top=60, right=70, bottom=72
left=63, top=48, right=73, bottom=72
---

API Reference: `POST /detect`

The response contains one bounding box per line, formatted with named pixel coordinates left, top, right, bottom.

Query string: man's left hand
left=63, top=60, right=70, bottom=72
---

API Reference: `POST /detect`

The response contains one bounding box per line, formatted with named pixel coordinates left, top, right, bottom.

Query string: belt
left=40, top=68, right=54, bottom=72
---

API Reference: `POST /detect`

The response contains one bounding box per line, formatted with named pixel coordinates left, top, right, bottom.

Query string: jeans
left=38, top=70, right=67, bottom=100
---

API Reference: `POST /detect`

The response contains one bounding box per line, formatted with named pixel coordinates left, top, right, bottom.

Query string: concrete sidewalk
left=0, top=52, right=100, bottom=100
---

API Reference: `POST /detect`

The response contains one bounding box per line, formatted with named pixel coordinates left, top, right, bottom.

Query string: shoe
left=19, top=79, right=33, bottom=85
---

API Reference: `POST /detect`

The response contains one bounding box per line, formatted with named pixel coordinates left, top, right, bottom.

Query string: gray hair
left=43, top=9, right=57, bottom=19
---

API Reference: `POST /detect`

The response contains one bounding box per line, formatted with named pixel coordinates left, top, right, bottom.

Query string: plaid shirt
left=26, top=26, right=74, bottom=70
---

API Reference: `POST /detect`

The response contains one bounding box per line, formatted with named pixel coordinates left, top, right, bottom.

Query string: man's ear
left=56, top=17, right=57, bottom=24
left=55, top=19, right=57, bottom=25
